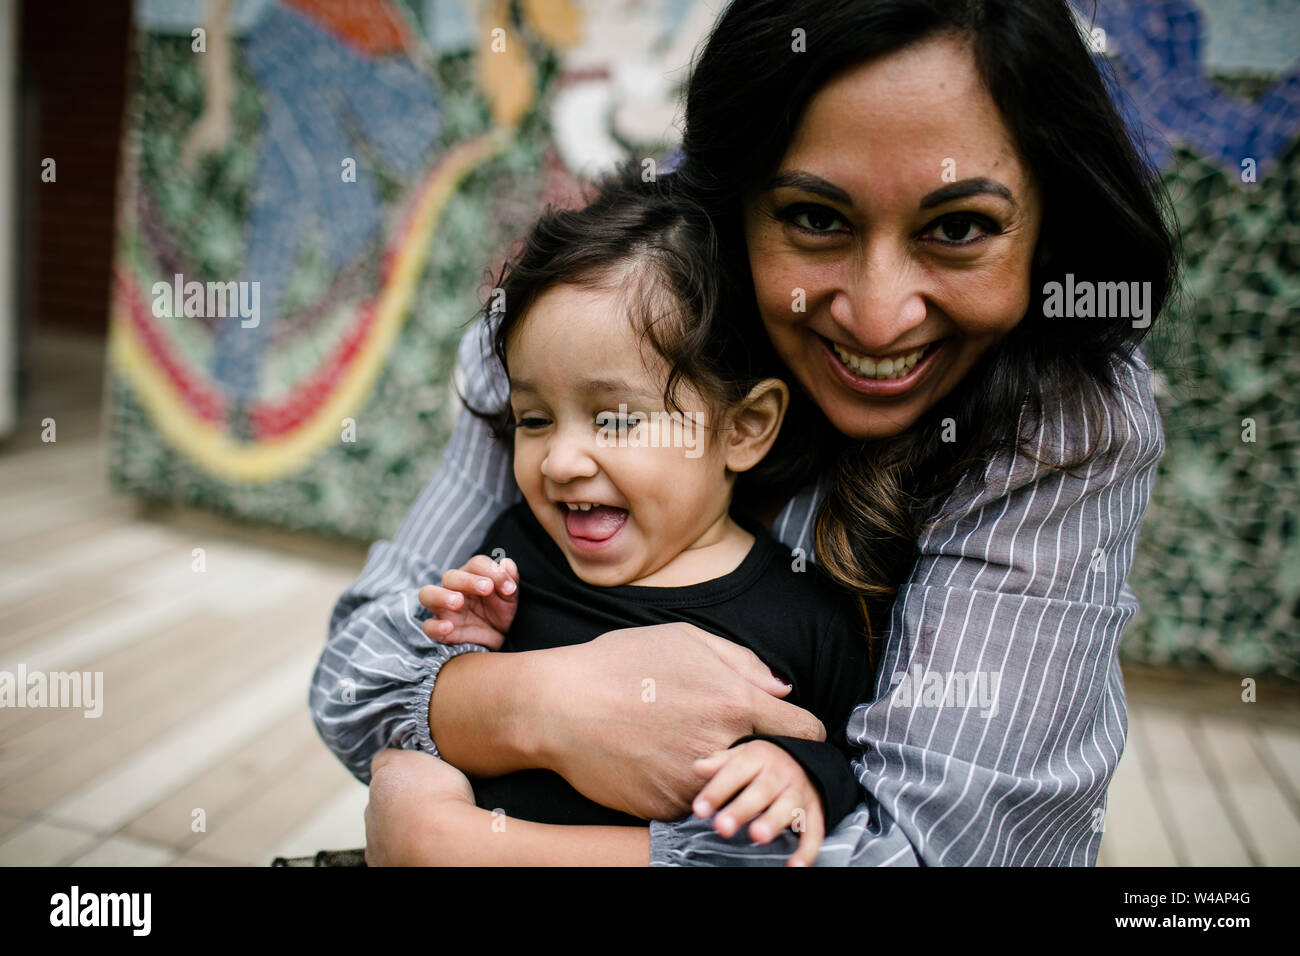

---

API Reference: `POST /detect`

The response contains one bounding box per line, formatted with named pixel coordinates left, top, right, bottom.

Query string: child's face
left=506, top=281, right=735, bottom=587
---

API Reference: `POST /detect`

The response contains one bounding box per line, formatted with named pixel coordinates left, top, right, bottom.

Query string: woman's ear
left=724, top=378, right=789, bottom=474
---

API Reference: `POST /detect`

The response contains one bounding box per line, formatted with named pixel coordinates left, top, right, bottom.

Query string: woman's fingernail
left=693, top=799, right=711, bottom=817
left=477, top=579, right=491, bottom=593
left=502, top=579, right=516, bottom=595
left=770, top=668, right=791, bottom=687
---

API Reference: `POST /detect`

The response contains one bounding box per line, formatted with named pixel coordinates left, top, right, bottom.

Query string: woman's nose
left=829, top=241, right=928, bottom=350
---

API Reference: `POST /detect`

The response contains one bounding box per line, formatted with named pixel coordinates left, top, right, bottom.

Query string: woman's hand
left=518, top=623, right=827, bottom=821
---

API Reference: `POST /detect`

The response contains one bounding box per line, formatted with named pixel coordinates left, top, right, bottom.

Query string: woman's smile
left=817, top=332, right=950, bottom=398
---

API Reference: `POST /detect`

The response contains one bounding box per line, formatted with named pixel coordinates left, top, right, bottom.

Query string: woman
left=313, top=0, right=1175, bottom=865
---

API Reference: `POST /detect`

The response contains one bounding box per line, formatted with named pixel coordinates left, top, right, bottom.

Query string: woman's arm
left=650, top=353, right=1166, bottom=866
left=432, top=624, right=828, bottom=819
left=309, top=319, right=520, bottom=781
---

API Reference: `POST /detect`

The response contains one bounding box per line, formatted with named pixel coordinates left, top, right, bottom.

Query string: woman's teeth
left=832, top=342, right=927, bottom=380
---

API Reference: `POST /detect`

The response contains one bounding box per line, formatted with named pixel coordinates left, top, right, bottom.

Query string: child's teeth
left=832, top=342, right=927, bottom=379
left=565, top=502, right=595, bottom=511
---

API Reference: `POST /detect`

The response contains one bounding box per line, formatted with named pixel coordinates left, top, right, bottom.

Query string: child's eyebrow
left=509, top=376, right=661, bottom=402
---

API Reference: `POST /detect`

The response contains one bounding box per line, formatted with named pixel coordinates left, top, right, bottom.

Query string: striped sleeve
left=309, top=317, right=520, bottom=783
left=650, top=353, right=1164, bottom=866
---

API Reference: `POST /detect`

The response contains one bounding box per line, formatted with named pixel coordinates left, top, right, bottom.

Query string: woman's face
left=743, top=33, right=1043, bottom=440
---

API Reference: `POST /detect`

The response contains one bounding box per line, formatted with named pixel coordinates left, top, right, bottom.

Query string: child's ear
left=725, top=378, right=789, bottom=474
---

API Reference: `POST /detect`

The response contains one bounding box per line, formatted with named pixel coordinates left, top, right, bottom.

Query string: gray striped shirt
left=310, top=316, right=1164, bottom=866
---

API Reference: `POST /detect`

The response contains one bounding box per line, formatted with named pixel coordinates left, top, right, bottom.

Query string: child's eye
left=512, top=416, right=551, bottom=431
left=595, top=412, right=645, bottom=430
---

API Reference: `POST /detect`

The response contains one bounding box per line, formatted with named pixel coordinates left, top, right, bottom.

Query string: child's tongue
left=564, top=505, right=628, bottom=542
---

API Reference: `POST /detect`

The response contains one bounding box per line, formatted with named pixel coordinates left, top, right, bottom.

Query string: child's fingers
left=441, top=567, right=497, bottom=597
left=418, top=585, right=464, bottom=611
left=691, top=750, right=730, bottom=779
left=421, top=617, right=455, bottom=640
left=711, top=771, right=785, bottom=839
left=461, top=554, right=519, bottom=596
left=691, top=752, right=760, bottom=822
left=787, top=810, right=826, bottom=868
left=747, top=786, right=809, bottom=845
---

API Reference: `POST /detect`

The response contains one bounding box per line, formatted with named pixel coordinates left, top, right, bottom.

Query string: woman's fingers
left=690, top=627, right=793, bottom=698
left=749, top=689, right=826, bottom=743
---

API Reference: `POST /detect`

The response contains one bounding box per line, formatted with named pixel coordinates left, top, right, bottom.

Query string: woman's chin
left=819, top=394, right=928, bottom=441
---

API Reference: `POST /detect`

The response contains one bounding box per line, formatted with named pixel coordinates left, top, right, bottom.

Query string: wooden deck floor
left=1, top=331, right=1297, bottom=866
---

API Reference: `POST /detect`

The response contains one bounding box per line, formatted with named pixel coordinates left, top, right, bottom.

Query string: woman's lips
left=819, top=334, right=946, bottom=397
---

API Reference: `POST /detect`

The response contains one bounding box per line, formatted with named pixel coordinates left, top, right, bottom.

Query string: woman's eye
left=784, top=204, right=848, bottom=235
left=513, top=416, right=550, bottom=430
left=925, top=214, right=996, bottom=246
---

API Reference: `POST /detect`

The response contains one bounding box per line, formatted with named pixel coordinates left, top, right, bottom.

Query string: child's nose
left=540, top=428, right=599, bottom=484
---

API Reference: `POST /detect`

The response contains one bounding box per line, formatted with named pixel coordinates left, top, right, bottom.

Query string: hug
left=311, top=0, right=1175, bottom=866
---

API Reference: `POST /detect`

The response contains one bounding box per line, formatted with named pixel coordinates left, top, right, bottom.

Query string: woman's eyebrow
left=920, top=177, right=1016, bottom=209
left=760, top=171, right=854, bottom=207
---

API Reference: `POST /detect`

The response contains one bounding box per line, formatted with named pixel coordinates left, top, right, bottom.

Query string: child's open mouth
left=558, top=503, right=629, bottom=552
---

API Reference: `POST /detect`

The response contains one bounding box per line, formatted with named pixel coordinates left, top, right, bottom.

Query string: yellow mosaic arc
left=108, top=128, right=512, bottom=485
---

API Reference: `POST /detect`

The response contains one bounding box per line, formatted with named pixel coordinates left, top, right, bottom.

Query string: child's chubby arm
left=364, top=749, right=649, bottom=866
left=691, top=739, right=826, bottom=867
left=417, top=554, right=520, bottom=650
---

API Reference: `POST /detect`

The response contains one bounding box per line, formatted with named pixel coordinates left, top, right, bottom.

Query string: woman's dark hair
left=462, top=162, right=834, bottom=516
left=675, top=0, right=1179, bottom=658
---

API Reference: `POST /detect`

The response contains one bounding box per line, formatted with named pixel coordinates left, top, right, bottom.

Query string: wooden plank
left=1198, top=718, right=1300, bottom=867
left=1098, top=707, right=1179, bottom=865
left=0, top=594, right=332, bottom=812
left=67, top=834, right=177, bottom=867
left=176, top=738, right=357, bottom=866
left=44, top=649, right=321, bottom=833
left=123, top=705, right=323, bottom=850
left=0, top=575, right=334, bottom=773
left=0, top=819, right=99, bottom=866
left=272, top=779, right=369, bottom=859
left=1140, top=707, right=1252, bottom=865
left=1256, top=724, right=1300, bottom=811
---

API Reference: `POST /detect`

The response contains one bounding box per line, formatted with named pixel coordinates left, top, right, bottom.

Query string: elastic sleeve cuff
left=411, top=642, right=492, bottom=758
left=731, top=734, right=861, bottom=831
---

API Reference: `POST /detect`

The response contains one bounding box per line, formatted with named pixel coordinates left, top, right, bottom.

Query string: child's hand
left=691, top=739, right=825, bottom=867
left=418, top=554, right=519, bottom=650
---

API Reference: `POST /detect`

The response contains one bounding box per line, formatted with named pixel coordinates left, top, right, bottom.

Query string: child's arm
left=422, top=804, right=651, bottom=866
left=365, top=749, right=649, bottom=866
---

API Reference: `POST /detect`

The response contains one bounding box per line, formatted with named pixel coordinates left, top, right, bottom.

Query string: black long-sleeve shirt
left=465, top=501, right=873, bottom=831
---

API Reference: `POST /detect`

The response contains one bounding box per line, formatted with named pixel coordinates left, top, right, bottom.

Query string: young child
left=414, top=166, right=872, bottom=865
